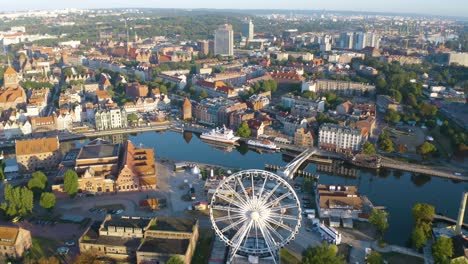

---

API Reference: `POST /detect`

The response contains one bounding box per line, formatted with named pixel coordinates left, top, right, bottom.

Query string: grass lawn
left=29, top=236, right=61, bottom=260
left=191, top=228, right=214, bottom=264
left=280, top=249, right=300, bottom=264
left=382, top=252, right=424, bottom=264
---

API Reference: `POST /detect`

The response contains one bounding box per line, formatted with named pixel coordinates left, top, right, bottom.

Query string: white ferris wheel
left=209, top=170, right=302, bottom=263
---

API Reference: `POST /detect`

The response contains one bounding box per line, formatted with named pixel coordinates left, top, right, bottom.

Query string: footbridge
left=278, top=148, right=317, bottom=179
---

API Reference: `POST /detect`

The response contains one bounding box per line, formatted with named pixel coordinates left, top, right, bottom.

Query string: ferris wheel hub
left=250, top=211, right=260, bottom=221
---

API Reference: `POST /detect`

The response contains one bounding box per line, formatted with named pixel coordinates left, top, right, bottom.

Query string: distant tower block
left=455, top=192, right=468, bottom=235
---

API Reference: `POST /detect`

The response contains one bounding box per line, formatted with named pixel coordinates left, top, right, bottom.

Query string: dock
left=434, top=214, right=468, bottom=229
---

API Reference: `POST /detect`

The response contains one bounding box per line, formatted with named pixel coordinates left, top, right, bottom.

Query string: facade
left=197, top=40, right=209, bottom=55
left=294, top=127, right=315, bottom=147
left=353, top=32, right=380, bottom=50
left=95, top=108, right=128, bottom=131
left=315, top=80, right=375, bottom=96
left=319, top=124, right=363, bottom=153
left=0, top=225, right=32, bottom=259
left=445, top=52, right=468, bottom=67
left=182, top=98, right=192, bottom=120
left=242, top=19, right=254, bottom=41
left=214, top=24, right=234, bottom=56
left=79, top=216, right=198, bottom=263
left=16, top=137, right=61, bottom=173
left=69, top=139, right=157, bottom=194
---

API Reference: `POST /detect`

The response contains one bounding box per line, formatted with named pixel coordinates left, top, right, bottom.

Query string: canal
left=4, top=130, right=466, bottom=246
left=128, top=130, right=466, bottom=246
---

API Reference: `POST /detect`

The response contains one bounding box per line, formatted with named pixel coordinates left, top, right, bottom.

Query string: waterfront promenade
left=1, top=122, right=467, bottom=181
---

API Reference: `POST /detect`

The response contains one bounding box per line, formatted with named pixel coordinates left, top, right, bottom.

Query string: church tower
left=3, top=66, right=19, bottom=88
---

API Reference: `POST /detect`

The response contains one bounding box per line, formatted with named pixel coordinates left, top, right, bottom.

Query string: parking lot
left=388, top=126, right=426, bottom=153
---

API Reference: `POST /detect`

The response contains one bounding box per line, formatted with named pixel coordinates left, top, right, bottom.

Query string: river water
left=6, top=130, right=466, bottom=246
left=127, top=130, right=466, bottom=246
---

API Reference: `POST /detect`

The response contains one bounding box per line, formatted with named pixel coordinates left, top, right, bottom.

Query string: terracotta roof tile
left=16, top=137, right=60, bottom=156
left=0, top=226, right=19, bottom=246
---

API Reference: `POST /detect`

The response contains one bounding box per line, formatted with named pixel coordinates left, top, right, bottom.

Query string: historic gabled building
left=95, top=108, right=128, bottom=131
left=56, top=138, right=156, bottom=194
left=0, top=67, right=27, bottom=111
left=0, top=225, right=32, bottom=259
left=16, top=137, right=61, bottom=173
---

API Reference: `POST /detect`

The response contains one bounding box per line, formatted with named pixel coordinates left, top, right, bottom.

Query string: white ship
left=200, top=126, right=240, bottom=144
left=247, top=139, right=280, bottom=151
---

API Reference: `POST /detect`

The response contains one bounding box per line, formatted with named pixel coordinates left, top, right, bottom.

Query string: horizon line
left=0, top=7, right=467, bottom=20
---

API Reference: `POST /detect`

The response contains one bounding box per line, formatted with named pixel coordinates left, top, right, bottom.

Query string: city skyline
left=1, top=0, right=468, bottom=17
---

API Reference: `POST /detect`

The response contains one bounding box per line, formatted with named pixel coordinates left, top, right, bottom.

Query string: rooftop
left=77, top=143, right=120, bottom=159
left=149, top=217, right=197, bottom=233
left=16, top=137, right=59, bottom=156
left=104, top=216, right=152, bottom=230
left=317, top=184, right=364, bottom=211
left=138, top=238, right=190, bottom=255
left=0, top=225, right=19, bottom=246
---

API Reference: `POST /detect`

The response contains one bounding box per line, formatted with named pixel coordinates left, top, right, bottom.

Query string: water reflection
left=410, top=173, right=432, bottom=187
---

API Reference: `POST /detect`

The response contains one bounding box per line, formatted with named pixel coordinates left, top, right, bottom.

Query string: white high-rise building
left=214, top=24, right=234, bottom=56
left=318, top=124, right=363, bottom=153
left=353, top=32, right=380, bottom=50
left=353, top=32, right=367, bottom=50
left=242, top=19, right=254, bottom=41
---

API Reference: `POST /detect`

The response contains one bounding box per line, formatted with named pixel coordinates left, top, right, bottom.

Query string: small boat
left=247, top=139, right=280, bottom=151
left=200, top=126, right=240, bottom=144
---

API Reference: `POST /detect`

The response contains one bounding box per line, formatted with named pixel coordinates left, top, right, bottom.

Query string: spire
left=7, top=56, right=11, bottom=67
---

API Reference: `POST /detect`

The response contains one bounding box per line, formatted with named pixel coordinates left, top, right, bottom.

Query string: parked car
left=57, top=247, right=69, bottom=255
left=65, top=241, right=76, bottom=247
left=115, top=209, right=124, bottom=215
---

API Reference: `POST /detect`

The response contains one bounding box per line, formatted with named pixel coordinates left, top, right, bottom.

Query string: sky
left=1, top=0, right=468, bottom=17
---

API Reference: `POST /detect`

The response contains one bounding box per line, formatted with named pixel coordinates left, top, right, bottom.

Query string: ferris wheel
left=209, top=170, right=302, bottom=263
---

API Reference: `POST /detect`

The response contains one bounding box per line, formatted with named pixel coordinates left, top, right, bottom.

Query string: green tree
left=417, top=142, right=437, bottom=157
left=1, top=185, right=34, bottom=217
left=0, top=159, right=6, bottom=181
left=432, top=236, right=453, bottom=264
left=236, top=122, right=251, bottom=138
left=167, top=256, right=185, bottom=264
left=127, top=113, right=139, bottom=125
left=64, top=170, right=79, bottom=197
left=302, top=242, right=345, bottom=264
left=412, top=203, right=435, bottom=224
left=411, top=226, right=427, bottom=250
left=411, top=203, right=435, bottom=249
left=39, top=192, right=56, bottom=209
left=199, top=90, right=208, bottom=100
left=366, top=251, right=383, bottom=264
left=362, top=142, right=376, bottom=155
left=302, top=91, right=317, bottom=99
left=379, top=137, right=395, bottom=153
left=369, top=209, right=389, bottom=237
left=31, top=171, right=48, bottom=186
left=27, top=177, right=46, bottom=197
left=384, top=109, right=401, bottom=125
